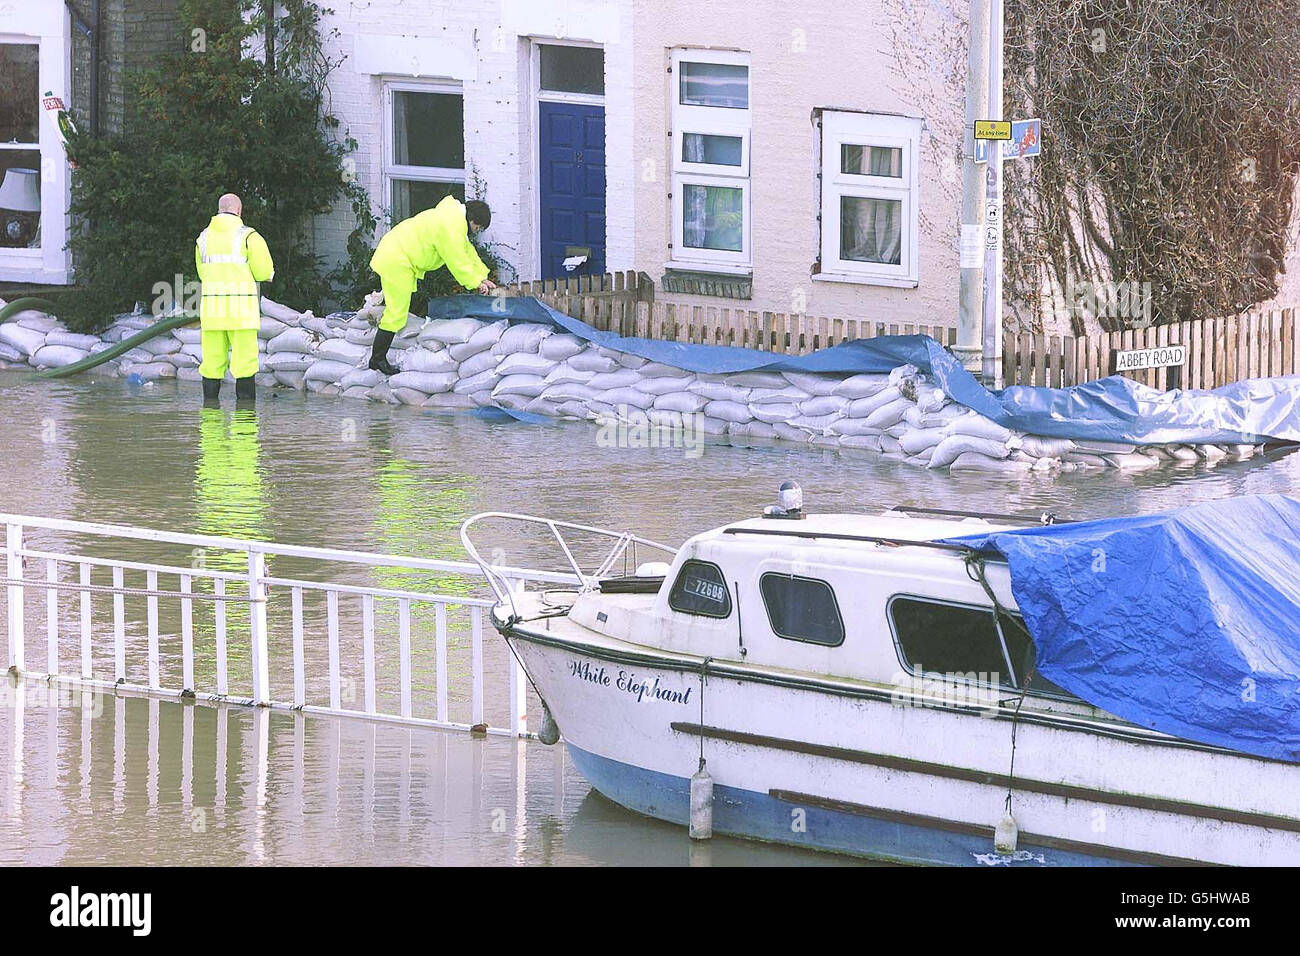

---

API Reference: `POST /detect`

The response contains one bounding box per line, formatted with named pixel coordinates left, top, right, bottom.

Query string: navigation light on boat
left=763, top=480, right=805, bottom=520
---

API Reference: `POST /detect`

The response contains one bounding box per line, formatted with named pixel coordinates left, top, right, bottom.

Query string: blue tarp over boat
left=947, top=495, right=1300, bottom=763
left=425, top=295, right=1300, bottom=444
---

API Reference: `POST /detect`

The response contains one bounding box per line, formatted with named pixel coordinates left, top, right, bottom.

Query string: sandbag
left=903, top=403, right=966, bottom=429
left=913, top=384, right=948, bottom=413
left=368, top=381, right=401, bottom=404
left=1196, top=444, right=1228, bottom=462
left=342, top=385, right=374, bottom=400
left=654, top=391, right=709, bottom=414
left=945, top=411, right=1014, bottom=443
left=538, top=333, right=586, bottom=362
left=616, top=352, right=648, bottom=369
left=454, top=369, right=502, bottom=394
left=167, top=352, right=199, bottom=368
left=387, top=370, right=457, bottom=394
left=14, top=312, right=62, bottom=332
left=599, top=386, right=655, bottom=410
left=260, top=297, right=303, bottom=324
left=949, top=452, right=1032, bottom=474
left=315, top=339, right=370, bottom=366
left=496, top=352, right=552, bottom=377
left=749, top=385, right=812, bottom=405
left=1017, top=436, right=1076, bottom=459
left=833, top=373, right=892, bottom=399
left=567, top=350, right=620, bottom=374
left=31, top=344, right=89, bottom=368
left=259, top=316, right=289, bottom=340
left=492, top=374, right=549, bottom=398
left=459, top=350, right=501, bottom=379
left=748, top=402, right=800, bottom=424
left=122, top=361, right=176, bottom=380
left=726, top=370, right=788, bottom=388
left=338, top=367, right=385, bottom=389
left=425, top=317, right=487, bottom=345
left=690, top=381, right=751, bottom=403
left=863, top=397, right=912, bottom=430
left=555, top=400, right=594, bottom=419
left=588, top=368, right=643, bottom=390
left=697, top=416, right=730, bottom=436
left=267, top=328, right=317, bottom=354
left=493, top=322, right=553, bottom=355
left=898, top=427, right=947, bottom=455
left=888, top=363, right=920, bottom=387
left=0, top=343, right=24, bottom=362
left=523, top=396, right=564, bottom=417
left=829, top=419, right=884, bottom=437
left=839, top=434, right=883, bottom=451
left=392, top=387, right=428, bottom=406
left=633, top=374, right=694, bottom=396
left=704, top=400, right=753, bottom=424
left=265, top=352, right=314, bottom=371
left=789, top=413, right=842, bottom=435
left=847, top=386, right=901, bottom=417
left=0, top=323, right=45, bottom=356
left=448, top=320, right=507, bottom=360
left=304, top=359, right=355, bottom=384
left=781, top=372, right=841, bottom=396
left=638, top=361, right=691, bottom=378
left=172, top=327, right=203, bottom=345
left=929, top=434, right=1010, bottom=469
left=271, top=369, right=306, bottom=389
left=544, top=363, right=595, bottom=385
left=345, top=328, right=376, bottom=346
left=46, top=331, right=101, bottom=351
left=879, top=435, right=904, bottom=455
left=424, top=392, right=477, bottom=410
left=542, top=382, right=599, bottom=403
left=800, top=395, right=849, bottom=417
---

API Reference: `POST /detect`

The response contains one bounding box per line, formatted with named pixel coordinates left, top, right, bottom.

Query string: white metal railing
left=460, top=512, right=678, bottom=621
left=1, top=513, right=578, bottom=737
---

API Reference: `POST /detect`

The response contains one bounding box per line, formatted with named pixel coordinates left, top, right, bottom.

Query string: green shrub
left=62, top=0, right=361, bottom=331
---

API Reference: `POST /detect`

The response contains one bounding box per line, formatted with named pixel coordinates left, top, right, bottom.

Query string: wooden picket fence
left=1003, top=309, right=1299, bottom=390
left=504, top=270, right=957, bottom=354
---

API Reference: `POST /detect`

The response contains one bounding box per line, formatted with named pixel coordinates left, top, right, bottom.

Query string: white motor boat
left=461, top=488, right=1300, bottom=866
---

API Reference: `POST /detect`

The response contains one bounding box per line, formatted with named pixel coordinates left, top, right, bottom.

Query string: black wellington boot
left=202, top=377, right=222, bottom=406
left=368, top=328, right=399, bottom=376
left=234, top=376, right=256, bottom=403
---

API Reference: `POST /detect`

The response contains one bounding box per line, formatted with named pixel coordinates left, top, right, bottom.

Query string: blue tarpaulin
left=425, top=294, right=1300, bottom=444
left=947, top=495, right=1300, bottom=763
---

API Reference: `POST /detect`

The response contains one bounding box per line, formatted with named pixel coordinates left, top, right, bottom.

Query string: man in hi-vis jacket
left=195, top=193, right=275, bottom=404
left=367, top=196, right=495, bottom=375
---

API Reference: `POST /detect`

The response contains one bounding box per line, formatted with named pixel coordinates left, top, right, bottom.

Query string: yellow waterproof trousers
left=376, top=267, right=418, bottom=334
left=199, top=329, right=260, bottom=379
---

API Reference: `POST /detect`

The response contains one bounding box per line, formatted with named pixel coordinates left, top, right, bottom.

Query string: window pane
left=683, top=184, right=743, bottom=251
left=393, top=90, right=464, bottom=168
left=668, top=560, right=732, bottom=618
left=0, top=44, right=40, bottom=143
left=840, top=196, right=902, bottom=265
left=759, top=574, right=844, bottom=646
left=682, top=133, right=742, bottom=166
left=680, top=61, right=748, bottom=109
left=891, top=598, right=1008, bottom=681
left=392, top=179, right=464, bottom=223
left=842, top=144, right=902, bottom=177
left=540, top=45, right=604, bottom=95
left=0, top=152, right=41, bottom=249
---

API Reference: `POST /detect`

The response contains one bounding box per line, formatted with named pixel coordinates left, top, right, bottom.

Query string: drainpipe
left=65, top=0, right=101, bottom=136
left=955, top=0, right=989, bottom=375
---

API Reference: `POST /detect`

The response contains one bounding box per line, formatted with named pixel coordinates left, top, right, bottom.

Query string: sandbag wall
left=0, top=302, right=1264, bottom=473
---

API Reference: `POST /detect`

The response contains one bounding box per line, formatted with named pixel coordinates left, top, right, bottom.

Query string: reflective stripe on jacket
left=195, top=214, right=275, bottom=331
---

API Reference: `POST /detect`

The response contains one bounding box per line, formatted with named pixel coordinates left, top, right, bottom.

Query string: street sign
left=1113, top=345, right=1187, bottom=372
left=974, top=120, right=1012, bottom=141
left=976, top=118, right=1040, bottom=163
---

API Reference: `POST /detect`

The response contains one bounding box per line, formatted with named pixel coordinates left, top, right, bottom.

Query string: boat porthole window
left=667, top=560, right=733, bottom=618
left=758, top=573, right=845, bottom=646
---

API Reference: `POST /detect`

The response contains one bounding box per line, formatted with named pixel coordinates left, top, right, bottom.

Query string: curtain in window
left=684, top=184, right=743, bottom=251
left=684, top=133, right=706, bottom=163
left=840, top=196, right=901, bottom=265
left=392, top=92, right=411, bottom=167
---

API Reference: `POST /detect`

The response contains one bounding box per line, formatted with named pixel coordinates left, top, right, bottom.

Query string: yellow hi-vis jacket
left=195, top=214, right=275, bottom=330
left=369, top=195, right=489, bottom=289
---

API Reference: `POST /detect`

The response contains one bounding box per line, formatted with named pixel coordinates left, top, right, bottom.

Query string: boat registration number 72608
left=684, top=576, right=727, bottom=605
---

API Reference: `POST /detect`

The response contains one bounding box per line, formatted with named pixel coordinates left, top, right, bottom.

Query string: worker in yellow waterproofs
left=367, top=196, right=495, bottom=376
left=196, top=193, right=275, bottom=405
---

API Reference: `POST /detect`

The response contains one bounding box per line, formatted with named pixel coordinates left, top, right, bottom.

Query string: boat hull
left=505, top=623, right=1300, bottom=866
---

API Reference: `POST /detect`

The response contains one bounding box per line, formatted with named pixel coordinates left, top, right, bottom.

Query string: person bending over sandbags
left=367, top=197, right=496, bottom=376
left=196, top=193, right=275, bottom=404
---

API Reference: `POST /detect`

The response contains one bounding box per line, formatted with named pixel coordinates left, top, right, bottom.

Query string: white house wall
left=0, top=4, right=73, bottom=285
left=632, top=0, right=965, bottom=326
left=312, top=0, right=635, bottom=292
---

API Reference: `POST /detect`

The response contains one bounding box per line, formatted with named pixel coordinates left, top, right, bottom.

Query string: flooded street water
left=1, top=374, right=1297, bottom=864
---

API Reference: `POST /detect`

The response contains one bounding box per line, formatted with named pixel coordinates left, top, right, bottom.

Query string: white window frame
left=381, top=79, right=466, bottom=225
left=668, top=48, right=751, bottom=270
left=817, top=110, right=921, bottom=287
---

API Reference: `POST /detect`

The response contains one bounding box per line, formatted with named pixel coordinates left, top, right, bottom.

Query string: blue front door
left=539, top=101, right=606, bottom=279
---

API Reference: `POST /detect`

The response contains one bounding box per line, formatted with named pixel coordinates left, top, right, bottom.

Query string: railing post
left=5, top=522, right=23, bottom=673
left=505, top=576, right=528, bottom=737
left=248, top=550, right=270, bottom=705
